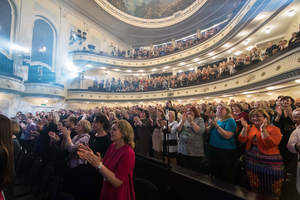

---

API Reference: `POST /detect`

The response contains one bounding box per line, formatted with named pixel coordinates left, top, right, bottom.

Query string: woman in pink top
left=78, top=120, right=136, bottom=200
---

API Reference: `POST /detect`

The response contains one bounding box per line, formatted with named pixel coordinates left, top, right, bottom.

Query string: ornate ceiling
left=103, top=0, right=197, bottom=19
left=62, top=0, right=244, bottom=46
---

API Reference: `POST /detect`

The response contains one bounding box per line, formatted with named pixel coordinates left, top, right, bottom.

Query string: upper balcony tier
left=67, top=44, right=300, bottom=103
left=69, top=0, right=292, bottom=68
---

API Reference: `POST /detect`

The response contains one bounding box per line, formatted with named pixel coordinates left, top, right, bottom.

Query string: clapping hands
left=60, top=126, right=71, bottom=137
left=260, top=118, right=268, bottom=132
left=240, top=117, right=249, bottom=128
left=77, top=144, right=102, bottom=168
left=48, top=131, right=60, bottom=142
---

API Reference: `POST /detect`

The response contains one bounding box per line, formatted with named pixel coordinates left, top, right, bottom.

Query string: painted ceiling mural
left=106, top=0, right=196, bottom=19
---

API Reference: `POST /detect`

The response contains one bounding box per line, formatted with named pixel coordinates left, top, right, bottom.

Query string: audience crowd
left=76, top=26, right=221, bottom=60
left=87, top=30, right=300, bottom=93
left=1, top=25, right=300, bottom=200
left=72, top=0, right=246, bottom=61
left=1, top=95, right=300, bottom=200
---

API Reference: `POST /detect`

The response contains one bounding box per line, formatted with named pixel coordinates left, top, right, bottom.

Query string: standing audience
left=78, top=120, right=136, bottom=200
left=176, top=106, right=206, bottom=173
left=206, top=103, right=237, bottom=183
left=239, top=109, right=284, bottom=198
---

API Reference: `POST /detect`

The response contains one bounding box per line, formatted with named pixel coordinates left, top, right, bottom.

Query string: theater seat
left=134, top=178, right=160, bottom=200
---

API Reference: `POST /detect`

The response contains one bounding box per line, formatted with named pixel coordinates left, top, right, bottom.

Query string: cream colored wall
left=66, top=10, right=131, bottom=53
left=0, top=92, right=65, bottom=117
left=283, top=9, right=300, bottom=41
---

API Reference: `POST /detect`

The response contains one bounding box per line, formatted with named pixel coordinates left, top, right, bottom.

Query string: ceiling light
left=266, top=86, right=277, bottom=90
left=193, top=58, right=200, bottom=61
left=238, top=31, right=247, bottom=36
left=242, top=91, right=254, bottom=94
left=113, top=68, right=120, bottom=71
left=138, top=69, right=144, bottom=72
left=197, top=61, right=202, bottom=64
left=243, top=39, right=250, bottom=45
left=208, top=52, right=214, bottom=56
left=163, top=66, right=170, bottom=69
left=234, top=51, right=241, bottom=56
left=189, top=67, right=194, bottom=70
left=223, top=43, right=230, bottom=48
left=126, top=70, right=132, bottom=72
left=295, top=79, right=300, bottom=83
left=264, top=27, right=271, bottom=34
left=187, top=64, right=192, bottom=67
left=286, top=9, right=295, bottom=17
left=100, top=67, right=106, bottom=69
left=86, top=64, right=93, bottom=68
left=178, top=70, right=182, bottom=73
left=179, top=62, right=185, bottom=66
left=212, top=56, right=217, bottom=59
left=257, top=14, right=266, bottom=20
left=151, top=68, right=158, bottom=72
left=246, top=95, right=252, bottom=98
left=267, top=93, right=273, bottom=96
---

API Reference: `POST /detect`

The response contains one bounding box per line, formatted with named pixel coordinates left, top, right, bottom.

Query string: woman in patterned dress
left=239, top=109, right=284, bottom=198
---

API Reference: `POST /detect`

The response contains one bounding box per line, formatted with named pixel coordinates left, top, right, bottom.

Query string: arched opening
left=0, top=0, right=13, bottom=75
left=29, top=18, right=55, bottom=82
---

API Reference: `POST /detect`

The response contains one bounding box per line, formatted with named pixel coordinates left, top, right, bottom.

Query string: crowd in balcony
left=71, top=0, right=247, bottom=61
left=76, top=26, right=221, bottom=60
left=87, top=29, right=300, bottom=93
left=3, top=95, right=300, bottom=199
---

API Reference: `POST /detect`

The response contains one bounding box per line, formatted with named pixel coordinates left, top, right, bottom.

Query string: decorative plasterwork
left=24, top=83, right=65, bottom=98
left=67, top=47, right=300, bottom=102
left=94, top=0, right=207, bottom=28
left=0, top=75, right=24, bottom=92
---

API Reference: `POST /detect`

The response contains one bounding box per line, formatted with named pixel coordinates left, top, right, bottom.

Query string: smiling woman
left=238, top=109, right=284, bottom=198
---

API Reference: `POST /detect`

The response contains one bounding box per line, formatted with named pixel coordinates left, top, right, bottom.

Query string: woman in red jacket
left=239, top=109, right=284, bottom=198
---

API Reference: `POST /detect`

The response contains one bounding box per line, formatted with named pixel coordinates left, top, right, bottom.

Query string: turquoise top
left=209, top=118, right=237, bottom=149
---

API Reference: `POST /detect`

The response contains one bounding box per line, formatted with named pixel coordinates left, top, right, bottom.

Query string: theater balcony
left=69, top=0, right=292, bottom=68
left=66, top=45, right=300, bottom=108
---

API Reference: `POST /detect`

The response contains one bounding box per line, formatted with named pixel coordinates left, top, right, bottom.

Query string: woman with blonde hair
left=78, top=120, right=136, bottom=200
left=239, top=109, right=284, bottom=198
left=60, top=119, right=91, bottom=199
left=206, top=103, right=237, bottom=182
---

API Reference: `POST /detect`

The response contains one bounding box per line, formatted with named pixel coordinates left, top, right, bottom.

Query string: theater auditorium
left=0, top=0, right=300, bottom=199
